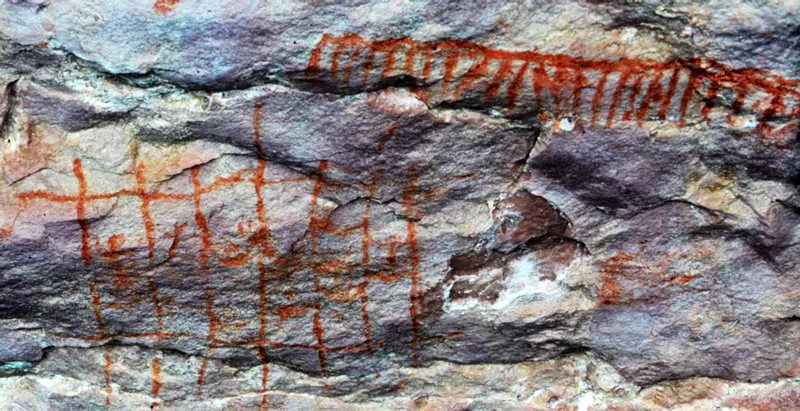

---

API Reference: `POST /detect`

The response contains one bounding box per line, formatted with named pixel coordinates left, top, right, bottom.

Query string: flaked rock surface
left=1, top=0, right=799, bottom=409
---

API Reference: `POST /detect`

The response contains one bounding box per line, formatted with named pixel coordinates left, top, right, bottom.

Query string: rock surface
left=1, top=0, right=799, bottom=409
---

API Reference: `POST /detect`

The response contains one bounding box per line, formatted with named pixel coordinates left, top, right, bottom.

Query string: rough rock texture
left=1, top=0, right=799, bottom=409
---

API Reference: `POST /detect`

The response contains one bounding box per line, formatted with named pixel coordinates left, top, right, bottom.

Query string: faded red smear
left=277, top=306, right=307, bottom=322
left=598, top=252, right=636, bottom=305
left=153, top=0, right=180, bottom=15
left=103, top=349, right=113, bottom=406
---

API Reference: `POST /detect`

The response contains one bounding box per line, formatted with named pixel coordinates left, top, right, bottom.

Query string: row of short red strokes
left=308, top=34, right=800, bottom=144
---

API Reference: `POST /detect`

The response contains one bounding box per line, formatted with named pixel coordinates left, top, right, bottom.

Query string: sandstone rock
left=1, top=0, right=799, bottom=409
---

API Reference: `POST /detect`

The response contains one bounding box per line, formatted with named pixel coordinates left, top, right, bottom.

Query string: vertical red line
left=727, top=85, right=748, bottom=125
left=149, top=279, right=165, bottom=341
left=590, top=71, right=608, bottom=128
left=532, top=62, right=557, bottom=111
left=167, top=223, right=185, bottom=259
left=257, top=347, right=270, bottom=410
left=254, top=206, right=270, bottom=343
left=360, top=188, right=374, bottom=293
left=75, top=157, right=109, bottom=410
left=103, top=348, right=113, bottom=406
left=757, top=93, right=786, bottom=144
left=258, top=346, right=270, bottom=410
left=571, top=68, right=587, bottom=127
left=421, top=46, right=434, bottom=80
left=402, top=171, right=421, bottom=366
left=606, top=71, right=631, bottom=128
left=506, top=61, right=529, bottom=110
left=253, top=104, right=276, bottom=259
left=485, top=58, right=513, bottom=102
left=701, top=81, right=719, bottom=123
left=150, top=357, right=161, bottom=410
left=253, top=103, right=266, bottom=157
left=304, top=160, right=331, bottom=378
left=404, top=41, right=417, bottom=75
left=762, top=93, right=786, bottom=119
left=382, top=50, right=396, bottom=78
left=530, top=63, right=542, bottom=109
left=307, top=34, right=332, bottom=73
left=621, top=73, right=644, bottom=122
left=104, top=235, right=129, bottom=292
left=88, top=282, right=108, bottom=338
left=362, top=48, right=377, bottom=85
left=552, top=65, right=572, bottom=113
left=73, top=158, right=92, bottom=266
left=253, top=178, right=273, bottom=268
left=330, top=40, right=345, bottom=82
left=361, top=211, right=371, bottom=266
left=192, top=167, right=216, bottom=322
left=387, top=239, right=399, bottom=266
left=342, top=46, right=361, bottom=88
left=192, top=168, right=212, bottom=268
left=312, top=308, right=328, bottom=373
left=732, top=86, right=748, bottom=115
left=658, top=67, right=680, bottom=121
left=637, top=69, right=665, bottom=127
left=307, top=161, right=329, bottom=255
left=196, top=358, right=208, bottom=391
left=252, top=104, right=273, bottom=408
left=357, top=125, right=394, bottom=343
left=135, top=164, right=156, bottom=260
left=678, top=72, right=700, bottom=127
left=192, top=167, right=217, bottom=393
left=441, top=50, right=462, bottom=99
left=358, top=281, right=373, bottom=341
left=451, top=54, right=489, bottom=100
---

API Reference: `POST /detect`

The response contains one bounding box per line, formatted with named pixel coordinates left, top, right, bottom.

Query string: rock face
left=1, top=0, right=799, bottom=409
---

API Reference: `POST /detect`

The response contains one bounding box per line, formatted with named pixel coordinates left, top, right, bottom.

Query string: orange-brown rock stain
left=597, top=248, right=709, bottom=305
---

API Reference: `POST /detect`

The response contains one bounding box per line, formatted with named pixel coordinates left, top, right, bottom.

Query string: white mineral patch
left=492, top=254, right=564, bottom=310
left=558, top=116, right=576, bottom=131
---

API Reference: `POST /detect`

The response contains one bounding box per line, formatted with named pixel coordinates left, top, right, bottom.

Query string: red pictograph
left=597, top=248, right=713, bottom=306
left=14, top=104, right=438, bottom=408
left=308, top=33, right=800, bottom=145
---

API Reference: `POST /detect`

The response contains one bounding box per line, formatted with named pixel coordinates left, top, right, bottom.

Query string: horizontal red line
left=17, top=176, right=314, bottom=204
